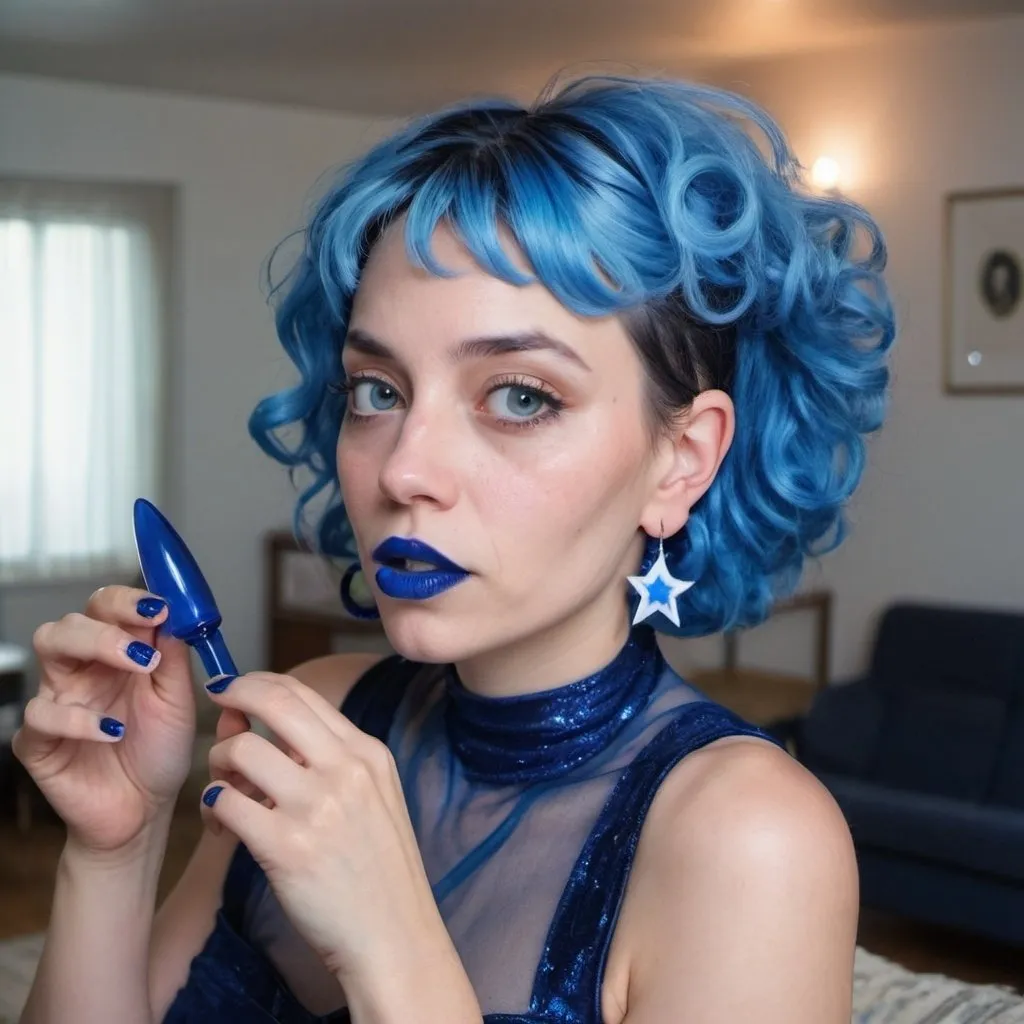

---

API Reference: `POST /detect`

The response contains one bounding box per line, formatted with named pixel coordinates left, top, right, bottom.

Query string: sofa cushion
left=821, top=773, right=1024, bottom=884
left=869, top=687, right=1005, bottom=802
left=800, top=682, right=884, bottom=777
left=988, top=705, right=1024, bottom=810
left=870, top=603, right=1024, bottom=700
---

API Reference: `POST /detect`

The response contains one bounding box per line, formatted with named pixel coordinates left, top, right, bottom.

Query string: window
left=0, top=180, right=173, bottom=583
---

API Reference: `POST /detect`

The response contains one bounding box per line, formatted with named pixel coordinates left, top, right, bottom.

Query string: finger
left=208, top=731, right=307, bottom=809
left=85, top=585, right=170, bottom=628
left=16, top=696, right=125, bottom=757
left=204, top=673, right=339, bottom=765
left=34, top=615, right=161, bottom=674
left=213, top=709, right=256, bottom=803
left=215, top=671, right=366, bottom=746
left=281, top=675, right=368, bottom=744
left=215, top=706, right=251, bottom=743
left=255, top=673, right=387, bottom=768
left=200, top=781, right=275, bottom=847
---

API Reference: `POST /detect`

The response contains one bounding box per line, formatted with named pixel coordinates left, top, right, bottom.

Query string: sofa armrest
left=800, top=678, right=885, bottom=778
left=761, top=715, right=805, bottom=757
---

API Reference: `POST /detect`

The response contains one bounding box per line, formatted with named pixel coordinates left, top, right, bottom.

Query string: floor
left=857, top=909, right=1024, bottom=991
left=0, top=803, right=204, bottom=942
left=1, top=804, right=1022, bottom=995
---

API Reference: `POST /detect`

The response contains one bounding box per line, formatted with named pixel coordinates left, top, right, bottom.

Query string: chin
left=377, top=603, right=486, bottom=665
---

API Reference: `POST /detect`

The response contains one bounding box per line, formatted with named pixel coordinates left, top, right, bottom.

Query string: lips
left=371, top=537, right=468, bottom=574
left=371, top=537, right=470, bottom=601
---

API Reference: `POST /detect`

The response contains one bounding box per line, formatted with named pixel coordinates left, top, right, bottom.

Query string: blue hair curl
left=249, top=75, right=895, bottom=638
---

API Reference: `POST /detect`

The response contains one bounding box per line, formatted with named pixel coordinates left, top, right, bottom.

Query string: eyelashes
left=329, top=373, right=565, bottom=430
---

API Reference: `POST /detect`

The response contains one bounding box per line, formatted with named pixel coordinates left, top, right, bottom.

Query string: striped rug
left=852, top=948, right=1024, bottom=1023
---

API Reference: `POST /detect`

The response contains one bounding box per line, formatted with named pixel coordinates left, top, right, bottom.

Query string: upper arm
left=618, top=739, right=859, bottom=1024
left=148, top=650, right=387, bottom=1021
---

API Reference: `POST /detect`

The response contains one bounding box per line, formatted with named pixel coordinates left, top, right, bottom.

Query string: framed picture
left=944, top=188, right=1024, bottom=394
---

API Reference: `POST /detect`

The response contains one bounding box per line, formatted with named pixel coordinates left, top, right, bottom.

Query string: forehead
left=350, top=218, right=606, bottom=345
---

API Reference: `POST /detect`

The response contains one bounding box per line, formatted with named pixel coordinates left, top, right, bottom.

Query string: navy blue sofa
left=785, top=602, right=1024, bottom=945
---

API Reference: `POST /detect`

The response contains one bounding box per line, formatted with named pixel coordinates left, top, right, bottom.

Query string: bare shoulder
left=650, top=733, right=854, bottom=866
left=631, top=734, right=857, bottom=910
left=288, top=650, right=389, bottom=709
left=609, top=735, right=858, bottom=1022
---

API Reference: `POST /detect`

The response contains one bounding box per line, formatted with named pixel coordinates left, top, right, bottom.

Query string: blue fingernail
left=99, top=717, right=125, bottom=738
left=202, top=785, right=224, bottom=807
left=136, top=597, right=166, bottom=618
left=126, top=641, right=157, bottom=667
left=205, top=675, right=236, bottom=694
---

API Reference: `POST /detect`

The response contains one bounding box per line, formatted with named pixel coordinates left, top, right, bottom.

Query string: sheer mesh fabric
left=240, top=630, right=710, bottom=1018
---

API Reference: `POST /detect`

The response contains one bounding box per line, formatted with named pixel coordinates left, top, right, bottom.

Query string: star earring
left=626, top=527, right=695, bottom=629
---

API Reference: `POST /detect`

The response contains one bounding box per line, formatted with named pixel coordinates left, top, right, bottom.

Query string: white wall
left=0, top=73, right=396, bottom=715
left=670, top=17, right=1024, bottom=682
left=5, top=18, right=1024, bottom=699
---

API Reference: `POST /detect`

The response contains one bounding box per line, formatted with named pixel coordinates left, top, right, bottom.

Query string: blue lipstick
left=372, top=537, right=470, bottom=601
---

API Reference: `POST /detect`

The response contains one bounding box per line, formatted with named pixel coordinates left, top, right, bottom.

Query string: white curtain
left=0, top=181, right=169, bottom=584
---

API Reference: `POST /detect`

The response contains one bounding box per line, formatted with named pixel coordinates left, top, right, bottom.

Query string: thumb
left=150, top=632, right=195, bottom=706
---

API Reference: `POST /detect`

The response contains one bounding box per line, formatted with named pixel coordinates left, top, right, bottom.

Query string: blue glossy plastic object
left=132, top=498, right=239, bottom=679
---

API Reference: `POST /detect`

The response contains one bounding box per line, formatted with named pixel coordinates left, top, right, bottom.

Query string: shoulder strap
left=530, top=702, right=780, bottom=1024
left=222, top=654, right=423, bottom=926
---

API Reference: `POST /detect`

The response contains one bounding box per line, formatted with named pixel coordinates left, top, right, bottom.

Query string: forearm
left=19, top=814, right=172, bottom=1024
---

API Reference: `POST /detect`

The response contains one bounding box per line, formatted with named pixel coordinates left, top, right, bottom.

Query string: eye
left=349, top=377, right=401, bottom=415
left=485, top=380, right=561, bottom=419
left=486, top=385, right=549, bottom=420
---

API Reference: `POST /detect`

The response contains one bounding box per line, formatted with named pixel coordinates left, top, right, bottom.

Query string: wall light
left=810, top=155, right=842, bottom=192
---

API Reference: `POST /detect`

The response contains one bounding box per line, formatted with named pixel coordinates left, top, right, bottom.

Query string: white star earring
left=626, top=526, right=695, bottom=629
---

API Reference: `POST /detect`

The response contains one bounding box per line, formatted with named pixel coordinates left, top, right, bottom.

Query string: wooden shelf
left=698, top=589, right=833, bottom=725
left=690, top=668, right=818, bottom=726
left=265, top=530, right=387, bottom=673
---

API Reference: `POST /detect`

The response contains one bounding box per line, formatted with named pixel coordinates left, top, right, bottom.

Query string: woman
left=14, top=75, right=893, bottom=1023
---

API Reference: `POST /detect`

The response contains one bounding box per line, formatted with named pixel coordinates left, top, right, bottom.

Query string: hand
left=13, top=586, right=197, bottom=854
left=199, top=671, right=441, bottom=983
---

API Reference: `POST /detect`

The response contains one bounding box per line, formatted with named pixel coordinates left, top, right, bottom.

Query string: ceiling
left=1, top=0, right=1022, bottom=115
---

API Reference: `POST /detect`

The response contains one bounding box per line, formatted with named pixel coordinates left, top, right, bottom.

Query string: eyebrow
left=344, top=328, right=592, bottom=373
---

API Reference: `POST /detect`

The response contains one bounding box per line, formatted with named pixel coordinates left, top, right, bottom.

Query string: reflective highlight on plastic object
left=132, top=498, right=239, bottom=679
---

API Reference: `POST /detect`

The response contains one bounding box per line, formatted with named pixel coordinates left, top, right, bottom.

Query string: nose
left=377, top=402, right=460, bottom=510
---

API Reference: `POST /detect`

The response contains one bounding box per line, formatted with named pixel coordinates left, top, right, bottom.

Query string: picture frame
left=944, top=188, right=1024, bottom=394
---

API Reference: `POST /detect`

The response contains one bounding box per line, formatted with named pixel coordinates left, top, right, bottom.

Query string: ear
left=639, top=389, right=735, bottom=538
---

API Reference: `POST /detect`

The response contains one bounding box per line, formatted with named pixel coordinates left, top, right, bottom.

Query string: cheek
left=336, top=432, right=380, bottom=514
left=473, top=417, right=648, bottom=551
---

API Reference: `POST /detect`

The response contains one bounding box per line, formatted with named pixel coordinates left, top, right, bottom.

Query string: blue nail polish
left=202, top=785, right=224, bottom=807
left=136, top=597, right=166, bottom=618
left=205, top=675, right=236, bottom=694
left=125, top=640, right=157, bottom=667
left=99, top=717, right=125, bottom=738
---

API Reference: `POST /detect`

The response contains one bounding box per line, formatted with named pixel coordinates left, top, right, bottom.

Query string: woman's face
left=337, top=220, right=674, bottom=669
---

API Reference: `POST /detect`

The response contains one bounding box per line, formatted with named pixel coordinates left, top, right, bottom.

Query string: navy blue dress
left=164, top=628, right=777, bottom=1022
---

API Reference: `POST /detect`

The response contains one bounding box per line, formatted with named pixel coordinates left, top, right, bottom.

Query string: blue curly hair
left=249, top=74, right=895, bottom=638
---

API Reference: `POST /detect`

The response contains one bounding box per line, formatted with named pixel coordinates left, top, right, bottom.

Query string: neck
left=454, top=589, right=632, bottom=697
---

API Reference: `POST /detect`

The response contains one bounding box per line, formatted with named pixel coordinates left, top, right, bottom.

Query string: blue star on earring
left=627, top=537, right=694, bottom=629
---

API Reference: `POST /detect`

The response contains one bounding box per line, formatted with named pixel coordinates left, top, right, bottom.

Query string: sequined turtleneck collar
left=442, top=627, right=664, bottom=785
